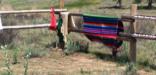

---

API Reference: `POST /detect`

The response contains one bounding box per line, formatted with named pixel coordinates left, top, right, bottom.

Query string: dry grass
left=0, top=50, right=155, bottom=75
left=0, top=0, right=156, bottom=75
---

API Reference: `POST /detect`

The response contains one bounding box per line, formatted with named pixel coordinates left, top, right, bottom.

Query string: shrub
left=125, top=63, right=137, bottom=75
left=12, top=48, right=19, bottom=64
left=1, top=45, right=13, bottom=75
left=64, top=39, right=89, bottom=55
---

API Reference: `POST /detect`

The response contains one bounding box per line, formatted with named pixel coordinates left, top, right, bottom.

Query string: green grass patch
left=65, top=0, right=101, bottom=8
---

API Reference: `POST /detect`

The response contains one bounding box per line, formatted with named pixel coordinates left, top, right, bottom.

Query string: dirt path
left=0, top=50, right=154, bottom=75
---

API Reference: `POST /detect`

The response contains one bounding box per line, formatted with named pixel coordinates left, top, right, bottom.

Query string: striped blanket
left=83, top=14, right=124, bottom=48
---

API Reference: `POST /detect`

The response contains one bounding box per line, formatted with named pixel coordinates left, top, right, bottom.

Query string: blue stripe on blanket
left=84, top=27, right=117, bottom=32
left=83, top=30, right=117, bottom=35
left=83, top=16, right=119, bottom=24
left=83, top=24, right=118, bottom=30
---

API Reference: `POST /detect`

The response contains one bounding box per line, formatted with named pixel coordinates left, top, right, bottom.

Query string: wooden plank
left=0, top=9, right=67, bottom=14
left=119, top=33, right=156, bottom=40
left=61, top=12, right=69, bottom=43
left=122, top=15, right=156, bottom=21
left=0, top=15, right=3, bottom=30
left=69, top=28, right=156, bottom=40
left=3, top=24, right=50, bottom=30
left=2, top=24, right=156, bottom=41
left=129, top=4, right=137, bottom=63
left=68, top=14, right=74, bottom=29
left=70, top=13, right=134, bottom=22
left=134, top=15, right=156, bottom=20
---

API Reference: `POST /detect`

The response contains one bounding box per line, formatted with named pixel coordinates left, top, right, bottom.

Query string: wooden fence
left=69, top=5, right=156, bottom=63
left=0, top=9, right=67, bottom=31
left=0, top=5, right=156, bottom=63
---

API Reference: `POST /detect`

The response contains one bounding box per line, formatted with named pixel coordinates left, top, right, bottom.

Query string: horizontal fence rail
left=0, top=9, right=66, bottom=30
left=69, top=29, right=156, bottom=40
left=122, top=15, right=156, bottom=21
left=2, top=24, right=51, bottom=30
left=2, top=25, right=156, bottom=40
left=119, top=33, right=156, bottom=40
left=0, top=9, right=67, bottom=14
left=70, top=13, right=156, bottom=21
left=2, top=24, right=156, bottom=40
left=69, top=13, right=134, bottom=22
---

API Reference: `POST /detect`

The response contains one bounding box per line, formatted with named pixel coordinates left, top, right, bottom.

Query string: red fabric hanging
left=50, top=7, right=57, bottom=30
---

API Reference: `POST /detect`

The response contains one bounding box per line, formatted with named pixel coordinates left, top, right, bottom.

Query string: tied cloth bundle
left=49, top=8, right=57, bottom=30
left=49, top=8, right=65, bottom=48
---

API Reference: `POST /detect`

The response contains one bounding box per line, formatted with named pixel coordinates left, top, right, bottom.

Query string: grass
left=24, top=47, right=48, bottom=58
left=24, top=51, right=30, bottom=75
left=125, top=63, right=137, bottom=75
left=64, top=33, right=89, bottom=54
left=1, top=0, right=101, bottom=10
left=1, top=45, right=13, bottom=75
left=64, top=0, right=101, bottom=8
left=1, top=0, right=58, bottom=10
left=12, top=48, right=19, bottom=64
left=0, top=0, right=156, bottom=75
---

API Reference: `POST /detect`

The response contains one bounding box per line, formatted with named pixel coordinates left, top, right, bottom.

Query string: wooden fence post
left=61, top=12, right=69, bottom=44
left=60, top=0, right=64, bottom=9
left=129, top=4, right=137, bottom=63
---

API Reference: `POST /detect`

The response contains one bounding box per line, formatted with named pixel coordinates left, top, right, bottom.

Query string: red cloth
left=50, top=8, right=57, bottom=30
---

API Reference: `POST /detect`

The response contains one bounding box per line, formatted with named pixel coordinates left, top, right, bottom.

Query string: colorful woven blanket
left=83, top=14, right=124, bottom=48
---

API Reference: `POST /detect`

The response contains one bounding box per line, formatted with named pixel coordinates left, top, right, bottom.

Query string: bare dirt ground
left=0, top=49, right=155, bottom=75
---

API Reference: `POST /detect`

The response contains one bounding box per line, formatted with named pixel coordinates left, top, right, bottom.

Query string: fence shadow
left=98, top=6, right=127, bottom=9
left=90, top=51, right=156, bottom=70
left=91, top=51, right=129, bottom=64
